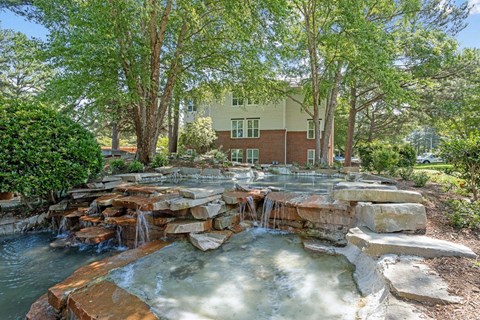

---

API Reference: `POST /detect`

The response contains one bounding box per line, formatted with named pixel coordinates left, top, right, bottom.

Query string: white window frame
left=246, top=149, right=259, bottom=164
left=231, top=149, right=243, bottom=162
left=186, top=100, right=197, bottom=112
left=231, top=119, right=244, bottom=138
left=307, top=149, right=315, bottom=165
left=307, top=119, right=323, bottom=139
left=232, top=94, right=244, bottom=107
left=246, top=118, right=260, bottom=138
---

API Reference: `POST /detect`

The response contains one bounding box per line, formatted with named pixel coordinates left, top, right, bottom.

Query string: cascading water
left=88, top=200, right=99, bottom=215
left=135, top=210, right=150, bottom=248
left=56, top=216, right=68, bottom=238
left=239, top=196, right=257, bottom=224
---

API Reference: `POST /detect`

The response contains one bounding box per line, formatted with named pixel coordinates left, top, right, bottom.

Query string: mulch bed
left=398, top=180, right=480, bottom=320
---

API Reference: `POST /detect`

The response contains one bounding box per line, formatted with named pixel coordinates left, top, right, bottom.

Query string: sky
left=0, top=1, right=479, bottom=48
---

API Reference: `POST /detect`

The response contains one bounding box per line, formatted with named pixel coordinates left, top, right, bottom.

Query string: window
left=187, top=101, right=197, bottom=112
left=307, top=149, right=315, bottom=165
left=246, top=149, right=259, bottom=164
left=231, top=149, right=243, bottom=162
left=307, top=120, right=315, bottom=139
left=246, top=119, right=259, bottom=138
left=232, top=94, right=244, bottom=107
left=231, top=119, right=244, bottom=138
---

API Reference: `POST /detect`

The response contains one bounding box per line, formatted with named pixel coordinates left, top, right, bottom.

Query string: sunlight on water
left=110, top=229, right=360, bottom=320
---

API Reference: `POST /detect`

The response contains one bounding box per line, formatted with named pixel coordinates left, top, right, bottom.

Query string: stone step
left=381, top=257, right=462, bottom=305
left=332, top=189, right=423, bottom=203
left=64, top=208, right=89, bottom=218
left=48, top=240, right=170, bottom=311
left=191, top=201, right=225, bottom=219
left=356, top=203, right=426, bottom=233
left=165, top=220, right=212, bottom=234
left=114, top=185, right=172, bottom=197
left=79, top=216, right=103, bottom=225
left=335, top=181, right=397, bottom=190
left=347, top=227, right=477, bottom=259
left=112, top=194, right=180, bottom=211
left=75, top=227, right=115, bottom=244
left=95, top=193, right=124, bottom=206
left=179, top=187, right=224, bottom=199
left=67, top=280, right=158, bottom=320
left=188, top=231, right=233, bottom=251
left=102, top=207, right=125, bottom=218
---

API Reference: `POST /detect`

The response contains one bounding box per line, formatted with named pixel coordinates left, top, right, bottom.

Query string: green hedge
left=0, top=99, right=103, bottom=200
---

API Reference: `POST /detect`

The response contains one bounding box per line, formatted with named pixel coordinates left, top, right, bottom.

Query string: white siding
left=285, top=94, right=326, bottom=132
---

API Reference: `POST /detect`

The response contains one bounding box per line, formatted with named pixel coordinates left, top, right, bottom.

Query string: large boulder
left=356, top=203, right=426, bottom=233
left=332, top=189, right=423, bottom=203
left=188, top=231, right=232, bottom=251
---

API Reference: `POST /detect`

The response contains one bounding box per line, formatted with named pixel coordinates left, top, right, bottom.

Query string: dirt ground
left=397, top=181, right=480, bottom=320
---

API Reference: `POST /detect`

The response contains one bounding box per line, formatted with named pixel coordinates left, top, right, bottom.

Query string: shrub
left=439, top=135, right=480, bottom=200
left=412, top=171, right=429, bottom=187
left=127, top=160, right=144, bottom=173
left=371, top=148, right=399, bottom=174
left=398, top=167, right=414, bottom=180
left=151, top=153, right=169, bottom=168
left=0, top=99, right=103, bottom=202
left=110, top=159, right=126, bottom=174
left=206, top=149, right=227, bottom=163
left=445, top=199, right=480, bottom=229
left=395, top=144, right=417, bottom=168
left=179, top=117, right=217, bottom=154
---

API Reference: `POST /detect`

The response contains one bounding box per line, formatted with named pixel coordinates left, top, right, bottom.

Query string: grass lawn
left=414, top=163, right=453, bottom=170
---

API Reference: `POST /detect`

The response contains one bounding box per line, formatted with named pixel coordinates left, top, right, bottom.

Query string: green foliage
left=206, top=149, right=227, bottom=163
left=439, top=134, right=480, bottom=200
left=412, top=171, right=430, bottom=187
left=398, top=167, right=414, bottom=181
left=151, top=153, right=169, bottom=168
left=109, top=159, right=126, bottom=174
left=127, top=160, right=144, bottom=173
left=445, top=199, right=480, bottom=229
left=394, top=144, right=417, bottom=168
left=371, top=148, right=399, bottom=174
left=0, top=99, right=103, bottom=199
left=179, top=117, right=217, bottom=154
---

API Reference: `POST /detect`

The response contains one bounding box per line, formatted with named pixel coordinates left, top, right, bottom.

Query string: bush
left=395, top=144, right=417, bottom=168
left=127, top=160, right=144, bottom=173
left=439, top=135, right=480, bottom=201
left=0, top=99, right=103, bottom=201
left=371, top=148, right=399, bottom=174
left=151, top=153, right=169, bottom=168
left=397, top=167, right=414, bottom=180
left=412, top=171, right=429, bottom=187
left=179, top=117, right=217, bottom=154
left=206, top=149, right=227, bottom=163
left=445, top=199, right=480, bottom=229
left=110, top=159, right=126, bottom=174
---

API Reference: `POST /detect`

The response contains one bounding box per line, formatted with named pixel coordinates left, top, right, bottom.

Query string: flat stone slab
left=102, top=207, right=125, bottom=218
left=332, top=189, right=423, bottom=203
left=188, top=231, right=232, bottom=251
left=385, top=296, right=431, bottom=320
left=213, top=212, right=241, bottom=230
left=347, top=227, right=477, bottom=258
left=165, top=220, right=212, bottom=234
left=75, top=227, right=115, bottom=244
left=381, top=257, right=462, bottom=304
left=222, top=190, right=267, bottom=204
left=95, top=193, right=124, bottom=206
left=114, top=185, right=172, bottom=196
left=179, top=187, right=224, bottom=199
left=356, top=203, right=427, bottom=233
left=335, top=181, right=397, bottom=190
left=115, top=173, right=164, bottom=183
left=65, top=208, right=89, bottom=218
left=67, top=280, right=158, bottom=320
left=26, top=293, right=58, bottom=320
left=113, top=194, right=180, bottom=211
left=48, top=240, right=169, bottom=311
left=168, top=194, right=222, bottom=211
left=191, top=201, right=224, bottom=219
left=104, top=216, right=137, bottom=226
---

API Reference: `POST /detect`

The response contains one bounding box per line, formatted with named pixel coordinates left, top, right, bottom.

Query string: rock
left=102, top=175, right=123, bottom=183
left=115, top=173, right=164, bottom=183
left=112, top=194, right=180, bottom=211
left=335, top=181, right=397, bottom=190
left=114, top=185, right=171, bottom=197
left=49, top=200, right=69, bottom=212
left=103, top=180, right=123, bottom=189
left=315, top=168, right=339, bottom=175
left=179, top=187, right=224, bottom=199
left=289, top=194, right=354, bottom=225
left=145, top=215, right=175, bottom=226
left=104, top=216, right=137, bottom=226
left=65, top=208, right=89, bottom=218
left=214, top=213, right=241, bottom=230
left=356, top=203, right=426, bottom=233
left=48, top=240, right=169, bottom=311
left=75, top=227, right=115, bottom=244
left=165, top=220, right=212, bottom=234
left=347, top=227, right=477, bottom=258
left=222, top=190, right=267, bottom=204
left=188, top=231, right=232, bottom=251
left=67, top=281, right=159, bottom=320
left=87, top=182, right=104, bottom=189
left=381, top=257, right=462, bottom=304
left=50, top=238, right=75, bottom=248
left=226, top=167, right=254, bottom=179
left=102, top=207, right=125, bottom=218
left=168, top=194, right=222, bottom=211
left=179, top=167, right=202, bottom=176
left=191, top=201, right=224, bottom=219
left=331, top=189, right=423, bottom=203
left=79, top=216, right=103, bottom=225
left=201, top=168, right=223, bottom=177
left=26, top=293, right=58, bottom=320
left=385, top=296, right=431, bottom=320
left=154, top=166, right=180, bottom=175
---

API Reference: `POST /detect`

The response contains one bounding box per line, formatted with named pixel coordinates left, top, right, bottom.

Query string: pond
left=0, top=232, right=113, bottom=320
left=109, top=228, right=361, bottom=320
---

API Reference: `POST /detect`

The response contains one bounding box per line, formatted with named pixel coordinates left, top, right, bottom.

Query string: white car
left=416, top=153, right=443, bottom=164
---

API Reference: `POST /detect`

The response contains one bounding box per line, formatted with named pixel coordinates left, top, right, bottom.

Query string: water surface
left=0, top=232, right=112, bottom=320
left=110, top=228, right=360, bottom=320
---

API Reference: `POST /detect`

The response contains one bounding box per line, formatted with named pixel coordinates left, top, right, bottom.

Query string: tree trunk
left=169, top=99, right=180, bottom=154
left=320, top=67, right=342, bottom=165
left=111, top=122, right=120, bottom=150
left=344, top=86, right=357, bottom=167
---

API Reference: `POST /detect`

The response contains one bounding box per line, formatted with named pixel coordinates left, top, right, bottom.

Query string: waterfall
left=116, top=225, right=124, bottom=248
left=135, top=210, right=151, bottom=248
left=57, top=216, right=68, bottom=238
left=238, top=196, right=257, bottom=223
left=260, top=198, right=285, bottom=229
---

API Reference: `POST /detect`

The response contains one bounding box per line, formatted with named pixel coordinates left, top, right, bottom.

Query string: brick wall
left=215, top=130, right=331, bottom=165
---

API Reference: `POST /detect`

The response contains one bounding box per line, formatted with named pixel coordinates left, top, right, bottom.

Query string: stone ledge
left=332, top=189, right=423, bottom=203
